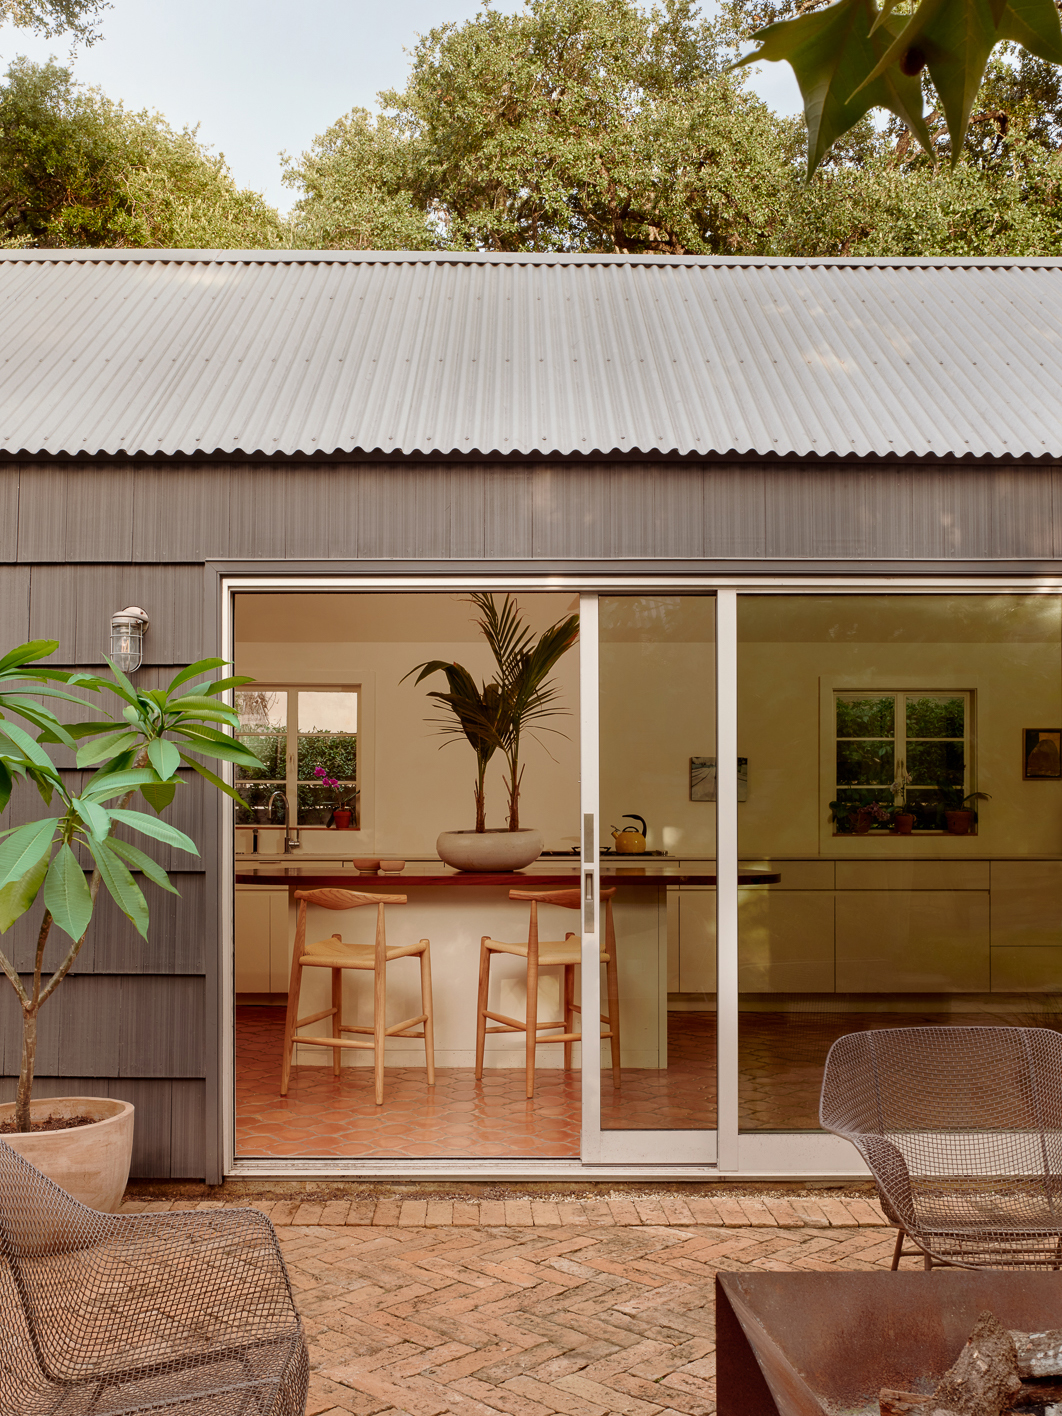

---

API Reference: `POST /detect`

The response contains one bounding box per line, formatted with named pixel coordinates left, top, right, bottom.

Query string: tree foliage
left=0, top=58, right=286, bottom=248
left=1, top=0, right=106, bottom=46
left=284, top=0, right=803, bottom=253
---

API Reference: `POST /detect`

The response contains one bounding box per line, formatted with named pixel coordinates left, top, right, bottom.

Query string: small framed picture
left=690, top=757, right=748, bottom=802
left=1024, top=730, right=1062, bottom=780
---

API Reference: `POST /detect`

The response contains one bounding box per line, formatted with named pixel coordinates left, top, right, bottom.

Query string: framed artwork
left=1023, top=729, right=1062, bottom=780
left=690, top=757, right=748, bottom=802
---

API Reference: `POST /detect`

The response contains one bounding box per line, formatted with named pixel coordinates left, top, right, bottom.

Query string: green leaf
left=857, top=0, right=1003, bottom=154
left=0, top=818, right=57, bottom=889
left=0, top=640, right=59, bottom=675
left=105, top=835, right=180, bottom=894
left=0, top=846, right=50, bottom=932
left=0, top=716, right=61, bottom=772
left=108, top=807, right=199, bottom=855
left=203, top=675, right=254, bottom=697
left=735, top=0, right=932, bottom=175
left=71, top=796, right=112, bottom=840
left=178, top=734, right=265, bottom=766
left=89, top=840, right=149, bottom=938
left=165, top=659, right=229, bottom=694
left=81, top=769, right=159, bottom=801
left=147, top=738, right=181, bottom=780
left=997, top=0, right=1062, bottom=62
left=0, top=759, right=11, bottom=815
left=139, top=780, right=178, bottom=813
left=43, top=843, right=93, bottom=942
left=76, top=730, right=141, bottom=767
left=179, top=753, right=247, bottom=805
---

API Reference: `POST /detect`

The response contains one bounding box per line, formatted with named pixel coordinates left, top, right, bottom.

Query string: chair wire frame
left=820, top=1026, right=1062, bottom=1271
left=0, top=1138, right=308, bottom=1415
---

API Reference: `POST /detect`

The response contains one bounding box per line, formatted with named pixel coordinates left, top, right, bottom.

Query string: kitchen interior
left=231, top=591, right=1062, bottom=1163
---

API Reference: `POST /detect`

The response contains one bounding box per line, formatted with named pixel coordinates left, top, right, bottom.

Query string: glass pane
left=236, top=732, right=284, bottom=781
left=296, top=692, right=358, bottom=801
left=836, top=740, right=894, bottom=786
left=234, top=780, right=285, bottom=824
left=237, top=689, right=286, bottom=730
left=599, top=594, right=716, bottom=1130
left=907, top=695, right=964, bottom=738
left=738, top=593, right=1062, bottom=1134
left=906, top=740, right=965, bottom=786
left=837, top=696, right=894, bottom=737
left=298, top=691, right=357, bottom=733
left=295, top=783, right=349, bottom=825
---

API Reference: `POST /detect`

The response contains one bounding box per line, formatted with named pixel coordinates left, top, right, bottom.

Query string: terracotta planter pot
left=946, top=809, right=975, bottom=836
left=0, top=1096, right=134, bottom=1212
left=332, top=808, right=353, bottom=830
left=853, top=810, right=872, bottom=835
left=436, top=828, right=544, bottom=871
left=894, top=813, right=915, bottom=835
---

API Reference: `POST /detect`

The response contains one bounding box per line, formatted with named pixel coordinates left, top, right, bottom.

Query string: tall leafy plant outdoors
left=404, top=595, right=578, bottom=834
left=0, top=642, right=264, bottom=1132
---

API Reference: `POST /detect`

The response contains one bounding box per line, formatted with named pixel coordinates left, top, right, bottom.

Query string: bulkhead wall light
left=109, top=606, right=150, bottom=673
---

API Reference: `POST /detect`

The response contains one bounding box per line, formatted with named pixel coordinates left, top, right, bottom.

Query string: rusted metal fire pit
left=716, top=1271, right=1062, bottom=1416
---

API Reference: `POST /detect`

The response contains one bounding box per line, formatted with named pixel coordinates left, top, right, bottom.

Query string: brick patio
left=118, top=1191, right=905, bottom=1414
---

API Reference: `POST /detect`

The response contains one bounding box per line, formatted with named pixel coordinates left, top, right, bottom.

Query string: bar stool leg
left=420, top=941, right=436, bottom=1086
left=563, top=964, right=575, bottom=1072
left=280, top=958, right=303, bottom=1096
left=525, top=946, right=539, bottom=1100
left=332, top=965, right=342, bottom=1078
left=373, top=957, right=386, bottom=1106
left=605, top=949, right=621, bottom=1087
left=475, top=939, right=491, bottom=1080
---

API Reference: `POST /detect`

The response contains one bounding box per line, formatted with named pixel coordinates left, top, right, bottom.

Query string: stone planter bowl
left=437, top=828, right=544, bottom=872
left=0, top=1096, right=134, bottom=1212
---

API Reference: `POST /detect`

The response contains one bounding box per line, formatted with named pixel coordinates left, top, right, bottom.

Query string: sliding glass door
left=580, top=592, right=719, bottom=1164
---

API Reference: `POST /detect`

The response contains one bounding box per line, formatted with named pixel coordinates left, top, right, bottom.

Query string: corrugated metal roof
left=2, top=249, right=1061, bottom=460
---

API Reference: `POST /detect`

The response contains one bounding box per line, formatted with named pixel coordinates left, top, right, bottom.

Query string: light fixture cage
left=109, top=606, right=149, bottom=673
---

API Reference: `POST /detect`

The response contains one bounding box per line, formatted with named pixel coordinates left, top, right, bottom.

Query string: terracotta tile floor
left=235, top=1005, right=1062, bottom=1157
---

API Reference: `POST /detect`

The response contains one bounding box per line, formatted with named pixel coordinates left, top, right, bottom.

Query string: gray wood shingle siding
left=4, top=452, right=1062, bottom=1181
left=5, top=459, right=1062, bottom=567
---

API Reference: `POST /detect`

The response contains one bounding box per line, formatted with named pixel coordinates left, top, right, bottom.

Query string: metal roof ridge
left=4, top=248, right=1062, bottom=269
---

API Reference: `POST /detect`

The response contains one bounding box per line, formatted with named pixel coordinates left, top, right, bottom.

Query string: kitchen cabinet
left=235, top=886, right=290, bottom=995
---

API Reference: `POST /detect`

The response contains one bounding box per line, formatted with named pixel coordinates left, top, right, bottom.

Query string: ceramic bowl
left=351, top=858, right=381, bottom=873
left=379, top=860, right=406, bottom=872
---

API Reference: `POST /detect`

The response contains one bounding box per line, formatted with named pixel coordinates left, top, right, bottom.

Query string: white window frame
left=218, top=575, right=1062, bottom=1183
left=832, top=688, right=973, bottom=832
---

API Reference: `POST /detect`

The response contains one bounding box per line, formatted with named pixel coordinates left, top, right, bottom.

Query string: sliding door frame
left=215, top=570, right=1062, bottom=1180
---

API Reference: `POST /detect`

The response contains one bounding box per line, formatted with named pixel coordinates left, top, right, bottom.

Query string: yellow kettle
left=611, top=815, right=647, bottom=852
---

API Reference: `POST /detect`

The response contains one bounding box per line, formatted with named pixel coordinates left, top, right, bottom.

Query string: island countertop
left=234, top=862, right=782, bottom=887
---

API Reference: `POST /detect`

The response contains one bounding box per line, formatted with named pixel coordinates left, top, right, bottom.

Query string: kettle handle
left=624, top=814, right=647, bottom=837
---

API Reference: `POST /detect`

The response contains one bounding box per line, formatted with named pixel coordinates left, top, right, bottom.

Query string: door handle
left=584, top=870, right=595, bottom=932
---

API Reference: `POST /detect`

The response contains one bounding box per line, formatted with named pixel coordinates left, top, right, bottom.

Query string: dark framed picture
left=1023, top=729, right=1062, bottom=780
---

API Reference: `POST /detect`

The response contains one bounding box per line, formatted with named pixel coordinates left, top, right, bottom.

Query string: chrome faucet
left=267, top=790, right=300, bottom=853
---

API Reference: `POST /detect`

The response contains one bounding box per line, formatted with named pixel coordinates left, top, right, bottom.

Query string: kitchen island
left=233, top=861, right=779, bottom=1072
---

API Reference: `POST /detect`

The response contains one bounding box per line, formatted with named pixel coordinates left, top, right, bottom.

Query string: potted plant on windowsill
left=314, top=767, right=359, bottom=829
left=0, top=642, right=263, bottom=1210
left=944, top=790, right=991, bottom=836
left=403, top=594, right=579, bottom=872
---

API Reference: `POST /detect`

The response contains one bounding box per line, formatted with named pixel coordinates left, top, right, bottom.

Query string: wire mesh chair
left=0, top=1138, right=308, bottom=1415
left=820, top=1026, right=1062, bottom=1270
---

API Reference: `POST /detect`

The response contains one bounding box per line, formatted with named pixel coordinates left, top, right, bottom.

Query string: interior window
left=834, top=690, right=970, bottom=832
left=234, top=687, right=358, bottom=827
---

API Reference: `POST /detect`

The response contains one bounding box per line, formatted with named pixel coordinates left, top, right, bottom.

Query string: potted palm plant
left=0, top=641, right=263, bottom=1209
left=404, top=594, right=578, bottom=871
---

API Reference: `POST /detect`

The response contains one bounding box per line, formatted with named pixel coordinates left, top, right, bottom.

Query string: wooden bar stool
left=475, top=887, right=620, bottom=1099
left=280, top=887, right=435, bottom=1105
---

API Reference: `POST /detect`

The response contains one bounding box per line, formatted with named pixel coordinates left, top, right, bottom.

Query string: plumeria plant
left=0, top=642, right=264, bottom=1132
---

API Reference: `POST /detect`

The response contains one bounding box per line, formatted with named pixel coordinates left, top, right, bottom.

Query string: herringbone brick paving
left=119, top=1191, right=903, bottom=1414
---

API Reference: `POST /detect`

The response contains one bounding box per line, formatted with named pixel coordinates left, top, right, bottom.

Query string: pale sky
left=0, top=0, right=802, bottom=216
